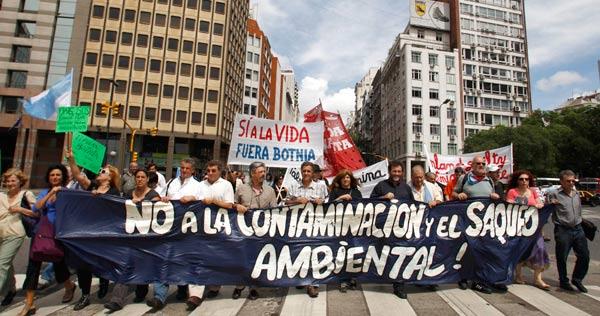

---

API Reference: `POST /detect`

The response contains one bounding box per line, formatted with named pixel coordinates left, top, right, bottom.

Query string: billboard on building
left=410, top=0, right=450, bottom=31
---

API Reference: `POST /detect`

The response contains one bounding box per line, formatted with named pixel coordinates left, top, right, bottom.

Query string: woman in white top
left=0, top=168, right=37, bottom=306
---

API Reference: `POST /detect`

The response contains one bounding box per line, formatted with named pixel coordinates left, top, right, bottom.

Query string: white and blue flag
left=23, top=70, right=72, bottom=120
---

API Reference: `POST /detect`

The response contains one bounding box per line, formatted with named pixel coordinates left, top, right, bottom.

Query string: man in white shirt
left=424, top=171, right=445, bottom=204
left=147, top=162, right=167, bottom=196
left=148, top=158, right=203, bottom=311
left=186, top=160, right=234, bottom=311
left=285, top=162, right=328, bottom=298
left=409, top=166, right=443, bottom=208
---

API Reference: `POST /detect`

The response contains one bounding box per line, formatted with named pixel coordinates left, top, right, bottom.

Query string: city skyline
left=253, top=0, right=600, bottom=121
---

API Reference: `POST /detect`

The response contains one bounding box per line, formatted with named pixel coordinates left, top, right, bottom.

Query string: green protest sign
left=56, top=106, right=90, bottom=133
left=72, top=132, right=105, bottom=174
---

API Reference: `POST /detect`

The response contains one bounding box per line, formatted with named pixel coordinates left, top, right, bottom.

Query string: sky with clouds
left=251, top=0, right=600, bottom=121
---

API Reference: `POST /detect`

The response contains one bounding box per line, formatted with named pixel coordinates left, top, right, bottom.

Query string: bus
left=578, top=177, right=600, bottom=195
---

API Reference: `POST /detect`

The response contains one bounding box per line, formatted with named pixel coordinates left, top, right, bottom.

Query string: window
left=215, top=1, right=225, bottom=14
left=244, top=86, right=251, bottom=97
left=115, top=80, right=127, bottom=93
left=448, top=143, right=458, bottom=155
left=98, top=79, right=111, bottom=92
left=147, top=83, right=158, bottom=96
left=108, top=7, right=120, bottom=20
left=0, top=96, right=22, bottom=113
left=178, top=86, right=189, bottom=99
left=445, top=56, right=454, bottom=69
left=195, top=65, right=206, bottom=77
left=105, top=30, right=117, bottom=43
left=187, top=0, right=198, bottom=9
left=251, top=88, right=257, bottom=98
left=152, top=36, right=164, bottom=49
left=431, top=142, right=441, bottom=154
left=167, top=38, right=179, bottom=51
left=412, top=123, right=422, bottom=134
left=201, top=0, right=212, bottom=11
left=412, top=104, right=422, bottom=116
left=134, top=58, right=145, bottom=71
left=411, top=51, right=421, bottom=63
left=197, top=42, right=208, bottom=55
left=213, top=23, right=223, bottom=35
left=89, top=28, right=101, bottom=41
left=173, top=0, right=183, bottom=6
left=95, top=103, right=106, bottom=117
left=448, top=125, right=457, bottom=136
left=85, top=52, right=98, bottom=65
left=245, top=69, right=252, bottom=79
left=82, top=77, right=95, bottom=90
left=447, top=74, right=456, bottom=85
left=447, top=107, right=456, bottom=119
left=180, top=63, right=191, bottom=76
left=124, top=9, right=135, bottom=22
left=411, top=69, right=421, bottom=80
left=430, top=124, right=440, bottom=136
left=185, top=18, right=196, bottom=31
left=191, top=112, right=203, bottom=124
left=429, top=89, right=439, bottom=100
left=15, top=20, right=36, bottom=38
left=118, top=56, right=130, bottom=69
left=139, top=11, right=151, bottom=24
left=413, top=141, right=423, bottom=153
left=412, top=87, right=422, bottom=98
left=211, top=45, right=222, bottom=57
left=206, top=113, right=217, bottom=126
left=131, top=81, right=143, bottom=95
left=209, top=67, right=220, bottom=80
left=417, top=30, right=424, bottom=39
left=193, top=88, right=204, bottom=100
left=199, top=21, right=210, bottom=33
left=92, top=5, right=104, bottom=18
left=182, top=40, right=193, bottom=53
left=163, top=85, right=174, bottom=98
left=121, top=32, right=133, bottom=45
left=165, top=61, right=176, bottom=74
left=102, top=54, right=114, bottom=67
left=429, top=54, right=438, bottom=66
left=429, top=71, right=439, bottom=82
left=160, top=109, right=172, bottom=122
left=170, top=16, right=181, bottom=29
left=129, top=106, right=140, bottom=119
left=176, top=110, right=187, bottom=123
left=149, top=59, right=161, bottom=72
left=144, top=108, right=156, bottom=121
left=155, top=13, right=166, bottom=26
left=19, top=0, right=39, bottom=12
left=207, top=90, right=219, bottom=102
left=246, top=52, right=253, bottom=62
left=436, top=32, right=442, bottom=41
left=430, top=106, right=440, bottom=118
left=137, top=34, right=148, bottom=47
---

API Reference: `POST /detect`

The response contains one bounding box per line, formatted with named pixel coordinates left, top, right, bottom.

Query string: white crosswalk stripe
left=2, top=276, right=600, bottom=316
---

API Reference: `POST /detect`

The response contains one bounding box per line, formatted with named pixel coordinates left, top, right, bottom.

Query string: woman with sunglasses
left=66, top=150, right=121, bottom=310
left=19, top=165, right=77, bottom=316
left=506, top=170, right=549, bottom=290
left=104, top=169, right=160, bottom=312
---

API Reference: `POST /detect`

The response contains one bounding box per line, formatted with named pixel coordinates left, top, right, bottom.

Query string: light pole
left=438, top=98, right=454, bottom=154
left=104, top=79, right=119, bottom=146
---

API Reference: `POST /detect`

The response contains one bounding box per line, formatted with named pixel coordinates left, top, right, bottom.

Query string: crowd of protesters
left=0, top=150, right=591, bottom=314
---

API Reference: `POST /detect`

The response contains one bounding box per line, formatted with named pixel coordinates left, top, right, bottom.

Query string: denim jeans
left=153, top=282, right=169, bottom=303
left=554, top=224, right=590, bottom=284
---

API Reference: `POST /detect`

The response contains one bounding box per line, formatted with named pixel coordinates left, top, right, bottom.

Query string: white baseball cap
left=486, top=163, right=500, bottom=172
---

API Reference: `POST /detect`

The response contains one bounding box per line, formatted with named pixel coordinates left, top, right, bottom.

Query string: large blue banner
left=55, top=190, right=552, bottom=286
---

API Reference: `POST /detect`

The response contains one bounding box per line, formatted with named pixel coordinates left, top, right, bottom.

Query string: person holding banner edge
left=232, top=161, right=278, bottom=300
left=452, top=155, right=502, bottom=294
left=370, top=160, right=415, bottom=299
left=186, top=160, right=235, bottom=311
left=285, top=161, right=328, bottom=298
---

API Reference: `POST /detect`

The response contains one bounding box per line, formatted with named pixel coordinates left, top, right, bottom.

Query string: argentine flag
left=23, top=70, right=72, bottom=120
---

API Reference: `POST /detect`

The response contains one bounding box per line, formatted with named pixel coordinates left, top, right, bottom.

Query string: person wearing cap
left=312, top=164, right=330, bottom=189
left=444, top=166, right=465, bottom=201
left=486, top=163, right=505, bottom=200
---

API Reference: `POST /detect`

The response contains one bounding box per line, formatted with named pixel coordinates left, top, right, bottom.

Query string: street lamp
left=438, top=98, right=454, bottom=154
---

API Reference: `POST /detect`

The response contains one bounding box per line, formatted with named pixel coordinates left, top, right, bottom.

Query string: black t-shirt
left=125, top=189, right=160, bottom=201
left=329, top=187, right=363, bottom=201
left=370, top=179, right=415, bottom=201
left=87, top=183, right=121, bottom=196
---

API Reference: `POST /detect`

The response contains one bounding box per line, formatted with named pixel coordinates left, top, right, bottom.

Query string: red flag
left=304, top=104, right=366, bottom=178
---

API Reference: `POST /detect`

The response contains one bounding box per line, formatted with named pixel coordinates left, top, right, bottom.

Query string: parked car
left=579, top=190, right=600, bottom=207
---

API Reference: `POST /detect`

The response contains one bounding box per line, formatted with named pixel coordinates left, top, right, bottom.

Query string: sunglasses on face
left=98, top=168, right=108, bottom=174
left=474, top=162, right=485, bottom=166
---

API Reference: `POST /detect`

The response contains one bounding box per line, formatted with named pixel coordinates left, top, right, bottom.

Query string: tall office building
left=242, top=18, right=273, bottom=118
left=454, top=0, right=531, bottom=138
left=79, top=0, right=249, bottom=177
left=0, top=0, right=78, bottom=186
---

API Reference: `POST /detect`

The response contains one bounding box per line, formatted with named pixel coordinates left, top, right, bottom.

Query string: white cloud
left=536, top=71, right=586, bottom=92
left=526, top=0, right=600, bottom=67
left=298, top=76, right=356, bottom=123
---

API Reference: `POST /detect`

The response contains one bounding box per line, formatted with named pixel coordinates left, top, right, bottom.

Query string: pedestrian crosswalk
left=1, top=275, right=600, bottom=316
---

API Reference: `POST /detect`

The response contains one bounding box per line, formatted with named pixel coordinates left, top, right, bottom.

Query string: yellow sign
left=416, top=1, right=426, bottom=17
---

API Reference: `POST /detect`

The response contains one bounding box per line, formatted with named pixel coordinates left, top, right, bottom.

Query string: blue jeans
left=554, top=224, right=590, bottom=284
left=153, top=282, right=169, bottom=303
left=41, top=263, right=55, bottom=281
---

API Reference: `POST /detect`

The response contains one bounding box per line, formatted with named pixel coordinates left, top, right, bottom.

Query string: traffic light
left=149, top=127, right=158, bottom=136
left=131, top=151, right=138, bottom=162
left=100, top=102, right=110, bottom=115
left=112, top=103, right=121, bottom=117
